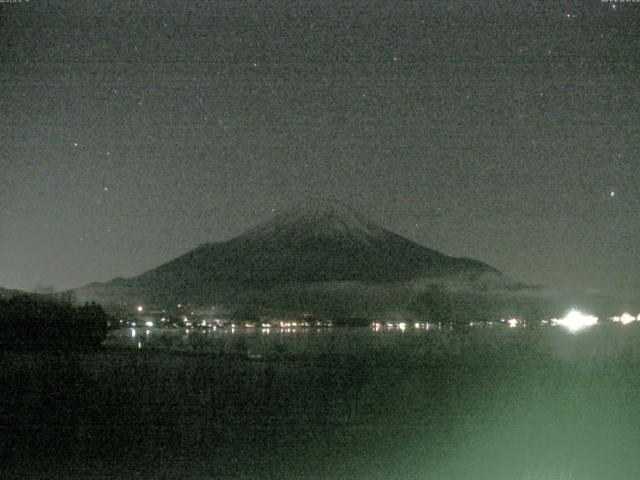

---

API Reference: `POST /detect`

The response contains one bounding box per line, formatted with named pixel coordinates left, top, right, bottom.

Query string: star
left=610, top=191, right=616, bottom=198
left=73, top=142, right=78, bottom=147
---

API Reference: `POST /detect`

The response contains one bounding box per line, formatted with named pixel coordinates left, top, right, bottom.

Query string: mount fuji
left=75, top=200, right=521, bottom=316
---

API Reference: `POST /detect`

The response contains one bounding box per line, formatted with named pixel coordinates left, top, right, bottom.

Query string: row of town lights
left=134, top=305, right=639, bottom=335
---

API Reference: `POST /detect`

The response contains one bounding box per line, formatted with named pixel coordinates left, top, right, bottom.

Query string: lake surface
left=106, top=324, right=450, bottom=355
left=4, top=324, right=640, bottom=479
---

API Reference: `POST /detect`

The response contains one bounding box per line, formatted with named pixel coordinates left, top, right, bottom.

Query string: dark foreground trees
left=0, top=295, right=108, bottom=350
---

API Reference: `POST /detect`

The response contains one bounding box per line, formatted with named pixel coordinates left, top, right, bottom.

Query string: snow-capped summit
left=237, top=199, right=392, bottom=247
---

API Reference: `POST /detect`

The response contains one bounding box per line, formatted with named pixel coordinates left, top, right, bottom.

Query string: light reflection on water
left=106, top=323, right=640, bottom=364
left=107, top=324, right=439, bottom=355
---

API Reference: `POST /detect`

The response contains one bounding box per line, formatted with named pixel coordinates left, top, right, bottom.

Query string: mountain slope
left=76, top=200, right=515, bottom=307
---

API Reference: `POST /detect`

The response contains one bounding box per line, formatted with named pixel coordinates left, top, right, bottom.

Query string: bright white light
left=137, top=305, right=143, bottom=313
left=612, top=313, right=636, bottom=325
left=507, top=319, right=519, bottom=328
left=145, top=321, right=154, bottom=327
left=130, top=328, right=136, bottom=338
left=398, top=322, right=407, bottom=332
left=622, top=313, right=637, bottom=324
left=554, top=309, right=598, bottom=333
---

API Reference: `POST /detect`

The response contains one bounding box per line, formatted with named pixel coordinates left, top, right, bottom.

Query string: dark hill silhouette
left=0, top=286, right=27, bottom=299
left=0, top=294, right=108, bottom=350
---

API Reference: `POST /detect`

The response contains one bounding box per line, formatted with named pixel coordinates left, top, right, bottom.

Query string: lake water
left=105, top=322, right=640, bottom=361
left=5, top=324, right=640, bottom=479
left=106, top=324, right=442, bottom=356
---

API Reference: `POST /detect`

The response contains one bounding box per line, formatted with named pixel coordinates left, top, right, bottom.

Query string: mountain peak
left=236, top=199, right=389, bottom=246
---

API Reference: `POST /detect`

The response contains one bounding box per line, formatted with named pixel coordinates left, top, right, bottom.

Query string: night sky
left=1, top=0, right=638, bottom=297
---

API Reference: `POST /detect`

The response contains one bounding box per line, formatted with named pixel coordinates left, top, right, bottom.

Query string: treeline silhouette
left=0, top=295, right=108, bottom=350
